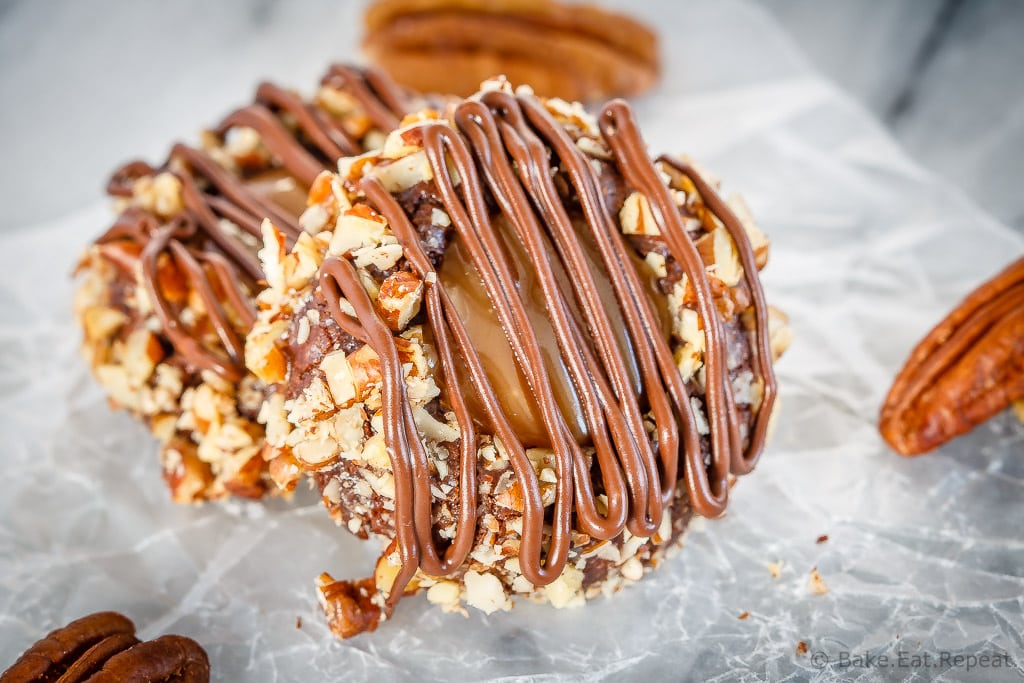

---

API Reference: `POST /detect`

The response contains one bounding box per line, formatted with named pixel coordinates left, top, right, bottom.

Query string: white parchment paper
left=1, top=1, right=1022, bottom=680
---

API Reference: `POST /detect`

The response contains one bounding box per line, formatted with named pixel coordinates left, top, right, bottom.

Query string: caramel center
left=441, top=227, right=583, bottom=446
left=439, top=211, right=669, bottom=447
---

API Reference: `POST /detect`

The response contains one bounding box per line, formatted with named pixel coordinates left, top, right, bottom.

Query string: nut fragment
left=426, top=580, right=463, bottom=614
left=463, top=570, right=511, bottom=614
left=328, top=208, right=389, bottom=257
left=766, top=306, right=793, bottom=361
left=321, top=349, right=358, bottom=409
left=619, top=191, right=659, bottom=235
left=161, top=439, right=214, bottom=504
left=373, top=540, right=404, bottom=597
left=694, top=227, right=743, bottom=287
left=376, top=270, right=423, bottom=331
left=316, top=573, right=383, bottom=639
left=245, top=319, right=289, bottom=384
left=82, top=306, right=128, bottom=341
left=369, top=149, right=434, bottom=193
left=880, top=256, right=1024, bottom=455
left=808, top=567, right=829, bottom=595
left=543, top=564, right=585, bottom=609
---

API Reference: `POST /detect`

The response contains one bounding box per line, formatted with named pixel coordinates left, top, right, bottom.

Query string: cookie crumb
left=296, top=616, right=302, bottom=629
left=815, top=534, right=829, bottom=544
left=738, top=611, right=749, bottom=620
left=796, top=641, right=809, bottom=655
left=768, top=561, right=783, bottom=579
left=808, top=567, right=829, bottom=595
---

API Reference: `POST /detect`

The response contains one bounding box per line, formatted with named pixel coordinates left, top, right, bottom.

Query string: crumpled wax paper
left=1, top=1, right=1022, bottom=681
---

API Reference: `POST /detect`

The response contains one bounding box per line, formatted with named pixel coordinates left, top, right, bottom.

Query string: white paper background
left=1, top=1, right=1022, bottom=680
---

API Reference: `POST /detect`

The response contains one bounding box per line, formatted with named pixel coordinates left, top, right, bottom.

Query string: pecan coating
left=880, top=256, right=1024, bottom=455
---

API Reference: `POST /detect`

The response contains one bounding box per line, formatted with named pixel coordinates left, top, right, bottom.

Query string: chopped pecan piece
left=880, top=256, right=1024, bottom=455
left=317, top=573, right=383, bottom=639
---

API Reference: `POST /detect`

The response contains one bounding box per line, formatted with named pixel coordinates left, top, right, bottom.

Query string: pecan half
left=879, top=256, right=1024, bottom=455
left=362, top=0, right=659, bottom=102
left=0, top=612, right=134, bottom=683
left=1, top=613, right=210, bottom=683
left=83, top=635, right=209, bottom=683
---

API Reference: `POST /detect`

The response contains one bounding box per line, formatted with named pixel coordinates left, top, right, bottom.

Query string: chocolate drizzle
left=321, top=64, right=408, bottom=135
left=94, top=68, right=410, bottom=381
left=317, top=92, right=778, bottom=602
left=254, top=82, right=349, bottom=163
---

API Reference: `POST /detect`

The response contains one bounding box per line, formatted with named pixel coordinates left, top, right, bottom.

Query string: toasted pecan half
left=880, top=256, right=1024, bottom=455
left=363, top=0, right=659, bottom=102
left=0, top=612, right=135, bottom=683
left=84, top=635, right=209, bottom=683
left=1, top=613, right=210, bottom=683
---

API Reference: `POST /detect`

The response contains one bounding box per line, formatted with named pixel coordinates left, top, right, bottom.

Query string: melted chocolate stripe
left=303, top=90, right=363, bottom=159
left=454, top=101, right=650, bottom=539
left=167, top=240, right=246, bottom=366
left=598, top=102, right=737, bottom=514
left=656, top=156, right=778, bottom=475
left=514, top=95, right=685, bottom=511
left=470, top=92, right=665, bottom=536
left=320, top=252, right=484, bottom=602
left=171, top=144, right=302, bottom=240
left=323, top=64, right=404, bottom=132
left=216, top=104, right=324, bottom=187
left=361, top=175, right=562, bottom=589
left=420, top=123, right=578, bottom=582
left=359, top=183, right=483, bottom=576
left=171, top=162, right=264, bottom=280
left=98, top=207, right=156, bottom=245
left=319, top=257, right=423, bottom=607
left=203, top=251, right=257, bottom=329
left=141, top=218, right=246, bottom=382
left=256, top=82, right=349, bottom=163
left=107, top=161, right=157, bottom=197
left=362, top=180, right=499, bottom=578
left=310, top=108, right=363, bottom=158
left=203, top=194, right=264, bottom=239
left=363, top=66, right=414, bottom=122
